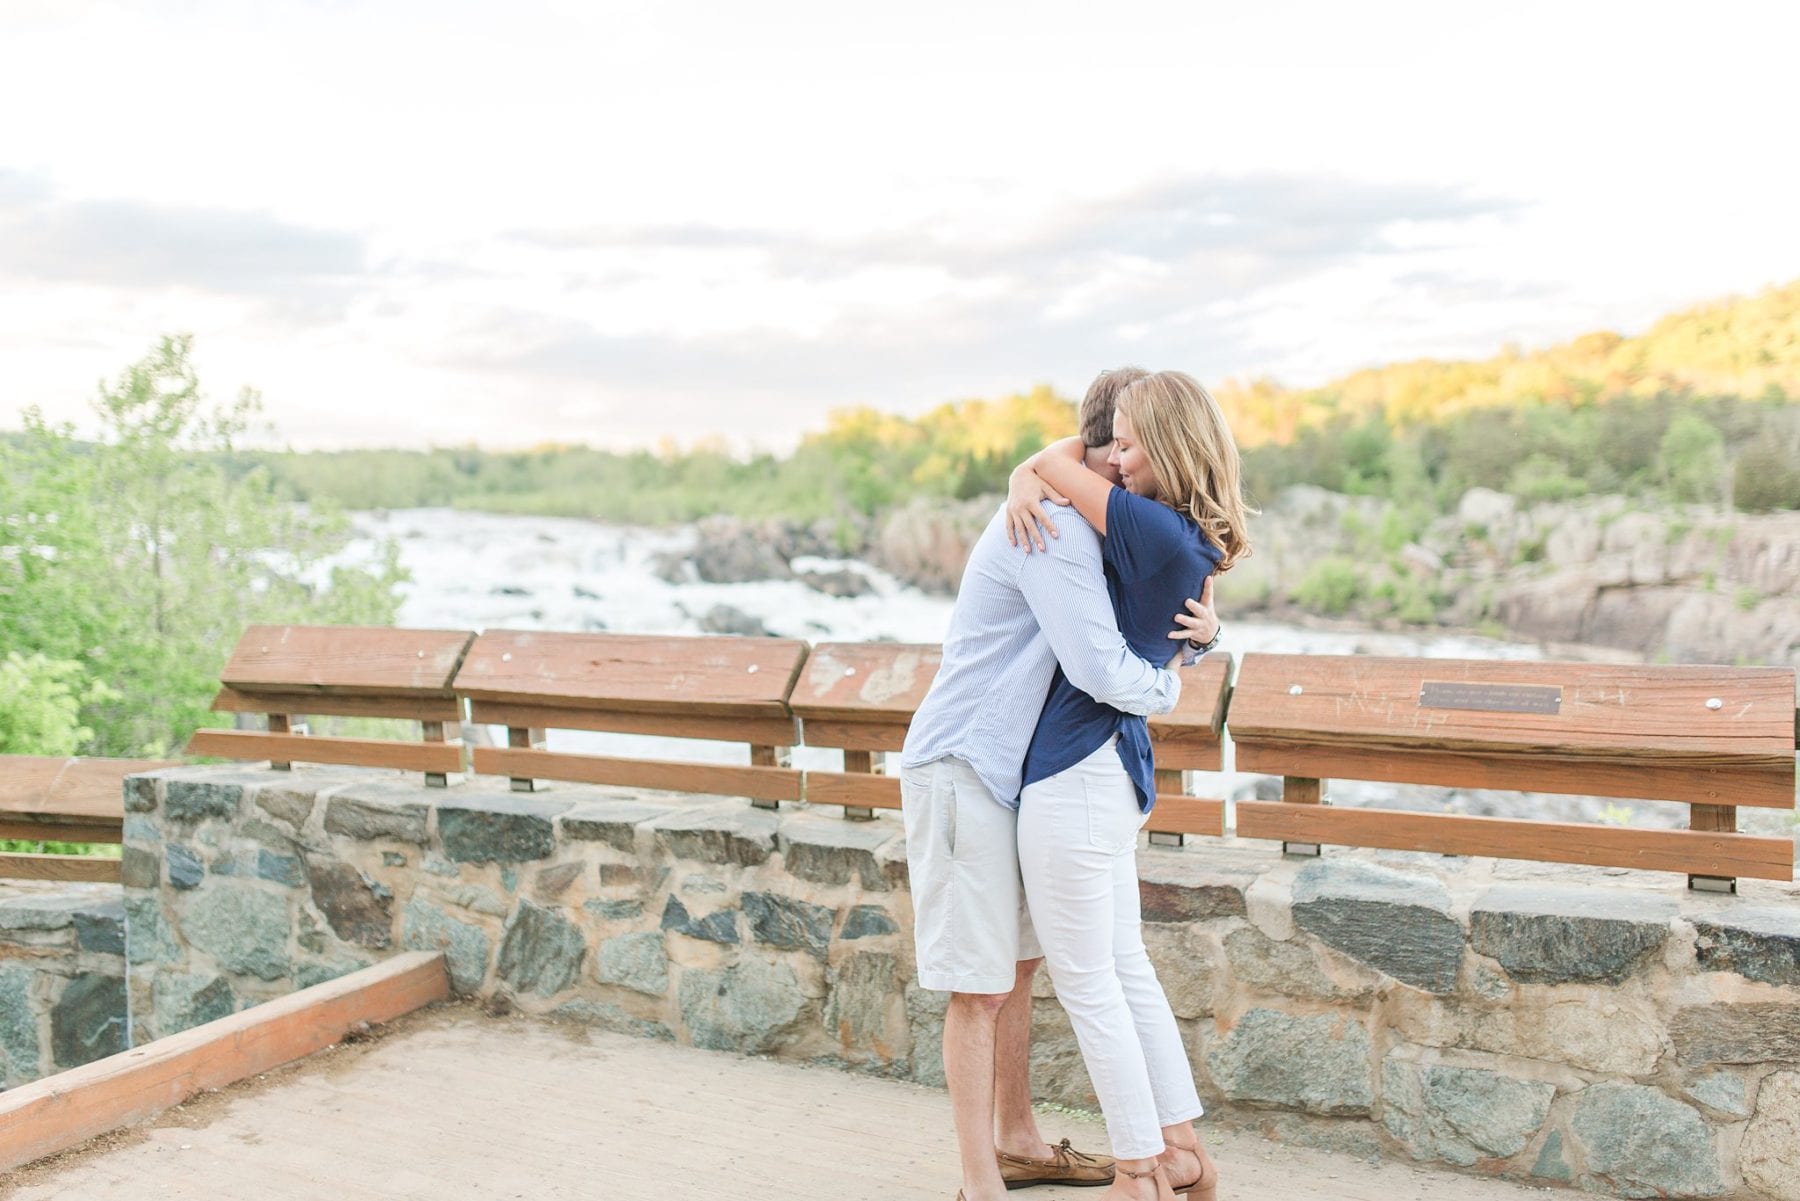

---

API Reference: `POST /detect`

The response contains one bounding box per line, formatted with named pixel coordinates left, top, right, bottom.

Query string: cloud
left=0, top=171, right=367, bottom=316
left=455, top=172, right=1520, bottom=433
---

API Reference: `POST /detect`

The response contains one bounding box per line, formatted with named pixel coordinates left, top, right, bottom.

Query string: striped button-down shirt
left=901, top=502, right=1181, bottom=809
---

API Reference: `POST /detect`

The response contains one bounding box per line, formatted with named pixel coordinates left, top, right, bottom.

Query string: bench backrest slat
left=454, top=631, right=808, bottom=720
left=1232, top=654, right=1796, bottom=763
left=223, top=625, right=475, bottom=697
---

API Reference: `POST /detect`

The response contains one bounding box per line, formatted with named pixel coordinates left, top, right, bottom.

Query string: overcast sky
left=2, top=0, right=1796, bottom=452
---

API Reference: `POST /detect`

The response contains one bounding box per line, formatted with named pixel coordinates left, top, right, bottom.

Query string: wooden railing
left=0, top=757, right=176, bottom=883
left=159, top=625, right=1800, bottom=891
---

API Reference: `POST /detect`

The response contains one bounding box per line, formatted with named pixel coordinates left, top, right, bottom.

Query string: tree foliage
left=0, top=336, right=404, bottom=756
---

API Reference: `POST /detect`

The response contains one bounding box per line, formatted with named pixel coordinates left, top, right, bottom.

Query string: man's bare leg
left=945, top=990, right=1012, bottom=1201
left=993, top=957, right=1054, bottom=1159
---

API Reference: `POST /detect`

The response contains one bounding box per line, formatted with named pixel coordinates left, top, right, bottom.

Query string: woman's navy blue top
left=1019, top=487, right=1221, bottom=813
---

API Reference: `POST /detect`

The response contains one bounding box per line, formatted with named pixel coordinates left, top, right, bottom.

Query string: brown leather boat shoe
left=995, top=1137, right=1115, bottom=1189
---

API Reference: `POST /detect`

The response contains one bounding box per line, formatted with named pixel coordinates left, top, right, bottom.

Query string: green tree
left=1657, top=412, right=1727, bottom=504
left=0, top=336, right=405, bottom=756
left=0, top=653, right=114, bottom=755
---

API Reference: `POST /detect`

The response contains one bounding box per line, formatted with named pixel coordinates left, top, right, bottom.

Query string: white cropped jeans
left=1017, top=738, right=1204, bottom=1159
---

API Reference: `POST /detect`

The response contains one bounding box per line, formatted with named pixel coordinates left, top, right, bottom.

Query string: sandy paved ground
left=4, top=1003, right=1552, bottom=1201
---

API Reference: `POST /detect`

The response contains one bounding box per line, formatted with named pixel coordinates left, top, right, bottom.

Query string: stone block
left=824, top=951, right=900, bottom=1050
left=660, top=896, right=740, bottom=945
left=1671, top=1003, right=1800, bottom=1066
left=304, top=858, right=395, bottom=949
left=597, top=932, right=670, bottom=996
left=438, top=883, right=509, bottom=918
left=1138, top=853, right=1252, bottom=923
left=73, top=899, right=127, bottom=956
left=742, top=891, right=833, bottom=960
left=402, top=897, right=491, bottom=994
left=164, top=779, right=243, bottom=823
left=679, top=957, right=808, bottom=1054
left=121, top=846, right=160, bottom=889
left=585, top=899, right=645, bottom=922
left=1291, top=860, right=1462, bottom=994
left=550, top=1000, right=674, bottom=1042
left=166, top=844, right=205, bottom=890
left=125, top=774, right=159, bottom=813
left=1143, top=922, right=1218, bottom=1020
left=1739, top=1070, right=1800, bottom=1200
left=1683, top=1071, right=1750, bottom=1118
left=1223, top=924, right=1370, bottom=1003
left=253, top=782, right=317, bottom=830
left=152, top=972, right=236, bottom=1035
left=183, top=886, right=293, bottom=981
left=904, top=983, right=946, bottom=1087
left=0, top=896, right=76, bottom=932
left=0, top=965, right=39, bottom=1082
left=1379, top=1055, right=1555, bottom=1166
left=840, top=905, right=898, bottom=941
left=651, top=805, right=778, bottom=868
left=1692, top=906, right=1800, bottom=987
left=324, top=792, right=430, bottom=845
left=50, top=973, right=128, bottom=1069
left=124, top=894, right=182, bottom=966
left=562, top=800, right=678, bottom=851
left=533, top=862, right=584, bottom=901
left=438, top=793, right=570, bottom=864
left=496, top=899, right=585, bottom=997
left=253, top=850, right=307, bottom=887
left=1206, top=1008, right=1374, bottom=1116
left=1470, top=885, right=1674, bottom=985
left=1530, top=1129, right=1572, bottom=1183
left=1568, top=1082, right=1725, bottom=1198
left=778, top=816, right=898, bottom=890
left=294, top=959, right=370, bottom=990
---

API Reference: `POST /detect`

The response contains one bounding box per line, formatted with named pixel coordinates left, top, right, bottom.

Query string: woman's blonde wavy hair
left=1115, top=370, right=1255, bottom=572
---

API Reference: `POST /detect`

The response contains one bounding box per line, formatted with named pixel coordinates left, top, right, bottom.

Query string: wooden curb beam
left=0, top=951, right=450, bottom=1174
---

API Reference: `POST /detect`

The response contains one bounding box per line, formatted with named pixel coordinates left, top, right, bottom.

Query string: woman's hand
left=1166, top=576, right=1220, bottom=646
left=1005, top=465, right=1071, bottom=553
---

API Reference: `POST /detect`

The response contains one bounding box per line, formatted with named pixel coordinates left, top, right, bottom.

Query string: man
left=900, top=368, right=1219, bottom=1201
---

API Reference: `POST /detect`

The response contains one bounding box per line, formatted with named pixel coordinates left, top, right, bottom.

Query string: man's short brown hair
left=1078, top=366, right=1150, bottom=447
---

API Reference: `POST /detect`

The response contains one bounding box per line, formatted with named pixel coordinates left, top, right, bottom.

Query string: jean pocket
left=1083, top=775, right=1141, bottom=854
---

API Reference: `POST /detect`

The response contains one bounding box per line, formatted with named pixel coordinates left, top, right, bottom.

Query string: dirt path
left=4, top=1003, right=1551, bottom=1200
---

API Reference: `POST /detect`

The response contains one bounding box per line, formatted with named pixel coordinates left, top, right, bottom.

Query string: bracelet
left=1186, top=623, right=1223, bottom=654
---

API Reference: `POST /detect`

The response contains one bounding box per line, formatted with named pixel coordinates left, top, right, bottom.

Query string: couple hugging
left=900, top=368, right=1252, bottom=1201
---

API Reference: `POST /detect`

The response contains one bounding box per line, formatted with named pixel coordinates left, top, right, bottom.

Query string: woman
left=1001, top=370, right=1252, bottom=1201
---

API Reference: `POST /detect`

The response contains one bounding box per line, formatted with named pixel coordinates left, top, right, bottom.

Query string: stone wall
left=122, top=765, right=1800, bottom=1200
left=0, top=883, right=128, bottom=1090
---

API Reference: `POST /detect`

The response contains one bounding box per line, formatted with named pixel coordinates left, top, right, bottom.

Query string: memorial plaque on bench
left=1419, top=681, right=1562, bottom=715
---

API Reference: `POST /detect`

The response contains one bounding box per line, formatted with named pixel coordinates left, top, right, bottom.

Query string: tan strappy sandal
left=1164, top=1149, right=1219, bottom=1201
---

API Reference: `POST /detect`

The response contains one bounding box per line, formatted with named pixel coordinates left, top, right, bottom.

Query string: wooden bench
left=455, top=631, right=808, bottom=805
left=791, top=642, right=938, bottom=817
left=1228, top=654, right=1799, bottom=890
left=185, top=625, right=474, bottom=786
left=0, top=756, right=175, bottom=882
left=790, top=641, right=1228, bottom=833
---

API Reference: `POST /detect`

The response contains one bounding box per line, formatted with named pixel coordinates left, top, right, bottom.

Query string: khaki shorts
left=900, top=756, right=1042, bottom=994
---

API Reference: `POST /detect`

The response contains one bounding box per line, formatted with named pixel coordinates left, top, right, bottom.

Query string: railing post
left=507, top=726, right=546, bottom=792
left=1148, top=768, right=1185, bottom=847
left=422, top=720, right=460, bottom=789
left=1687, top=804, right=1738, bottom=893
left=267, top=714, right=295, bottom=771
left=749, top=745, right=790, bottom=809
left=1282, top=775, right=1326, bottom=857
left=840, top=750, right=879, bottom=821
